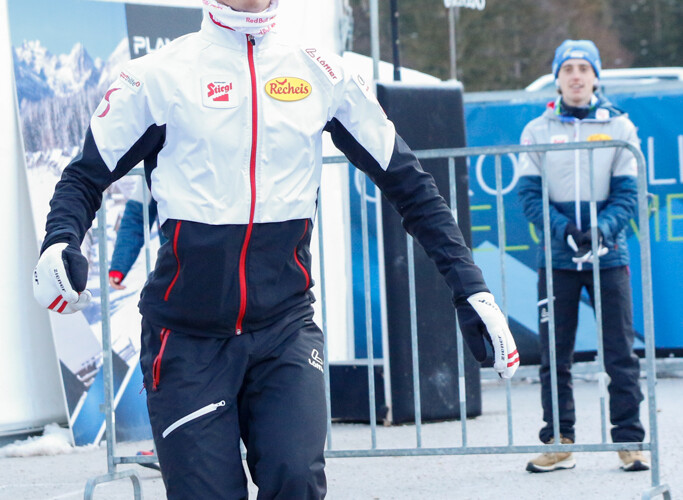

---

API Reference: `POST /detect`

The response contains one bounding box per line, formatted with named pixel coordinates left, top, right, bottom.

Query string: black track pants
left=537, top=266, right=645, bottom=444
left=140, top=306, right=327, bottom=499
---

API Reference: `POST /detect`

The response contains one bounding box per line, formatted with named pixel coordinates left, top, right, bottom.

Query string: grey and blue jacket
left=517, top=96, right=640, bottom=270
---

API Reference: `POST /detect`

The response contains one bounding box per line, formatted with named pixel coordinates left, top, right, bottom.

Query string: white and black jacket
left=43, top=10, right=487, bottom=337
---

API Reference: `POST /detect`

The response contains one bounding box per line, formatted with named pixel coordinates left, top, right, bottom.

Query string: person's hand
left=566, top=223, right=608, bottom=263
left=109, top=270, right=126, bottom=290
left=33, top=242, right=92, bottom=314
left=456, top=292, right=520, bottom=379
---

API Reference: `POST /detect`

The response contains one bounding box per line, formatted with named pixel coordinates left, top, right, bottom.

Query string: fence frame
left=84, top=141, right=671, bottom=500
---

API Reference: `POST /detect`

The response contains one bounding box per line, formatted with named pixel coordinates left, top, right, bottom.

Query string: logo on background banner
left=202, top=77, right=239, bottom=108
left=265, top=77, right=311, bottom=102
left=97, top=88, right=120, bottom=118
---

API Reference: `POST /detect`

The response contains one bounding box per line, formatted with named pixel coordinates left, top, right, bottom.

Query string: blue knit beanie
left=552, top=40, right=601, bottom=79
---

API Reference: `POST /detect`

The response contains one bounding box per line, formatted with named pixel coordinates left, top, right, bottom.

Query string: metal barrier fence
left=85, top=141, right=671, bottom=500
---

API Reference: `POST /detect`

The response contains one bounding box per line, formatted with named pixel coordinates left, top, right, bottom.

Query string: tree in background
left=612, top=0, right=683, bottom=68
left=349, top=0, right=680, bottom=92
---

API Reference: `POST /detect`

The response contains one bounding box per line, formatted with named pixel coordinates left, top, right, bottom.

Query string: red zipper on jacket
left=164, top=221, right=182, bottom=301
left=293, top=220, right=310, bottom=289
left=152, top=328, right=171, bottom=390
left=235, top=35, right=258, bottom=335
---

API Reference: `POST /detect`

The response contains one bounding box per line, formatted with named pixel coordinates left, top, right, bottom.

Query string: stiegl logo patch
left=202, top=76, right=239, bottom=109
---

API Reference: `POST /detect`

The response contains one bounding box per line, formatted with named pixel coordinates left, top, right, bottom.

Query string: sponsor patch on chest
left=588, top=133, right=612, bottom=142
left=265, top=77, right=311, bottom=102
left=551, top=134, right=568, bottom=144
left=201, top=76, right=240, bottom=109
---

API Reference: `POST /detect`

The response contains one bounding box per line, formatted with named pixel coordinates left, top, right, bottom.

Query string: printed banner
left=7, top=0, right=201, bottom=445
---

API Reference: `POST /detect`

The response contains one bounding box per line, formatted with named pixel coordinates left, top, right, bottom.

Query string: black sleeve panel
left=41, top=124, right=166, bottom=253
left=324, top=118, right=488, bottom=304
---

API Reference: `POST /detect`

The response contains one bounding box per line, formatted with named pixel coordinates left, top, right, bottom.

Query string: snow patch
left=0, top=424, right=98, bottom=457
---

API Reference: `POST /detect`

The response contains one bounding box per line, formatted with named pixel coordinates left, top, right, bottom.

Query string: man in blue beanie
left=518, top=39, right=649, bottom=473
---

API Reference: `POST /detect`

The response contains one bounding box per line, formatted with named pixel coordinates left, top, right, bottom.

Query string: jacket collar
left=199, top=9, right=275, bottom=51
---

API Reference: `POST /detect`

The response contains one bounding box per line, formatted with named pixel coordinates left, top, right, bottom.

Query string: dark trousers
left=140, top=306, right=327, bottom=499
left=537, top=266, right=645, bottom=444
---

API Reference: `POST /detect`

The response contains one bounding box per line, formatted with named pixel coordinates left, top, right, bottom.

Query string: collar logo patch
left=596, top=108, right=610, bottom=121
left=202, top=76, right=239, bottom=109
left=265, top=77, right=311, bottom=102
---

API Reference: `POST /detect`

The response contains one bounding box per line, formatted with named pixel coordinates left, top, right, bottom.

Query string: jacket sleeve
left=596, top=118, right=639, bottom=245
left=41, top=65, right=165, bottom=253
left=109, top=199, right=146, bottom=277
left=517, top=125, right=572, bottom=243
left=324, top=70, right=488, bottom=305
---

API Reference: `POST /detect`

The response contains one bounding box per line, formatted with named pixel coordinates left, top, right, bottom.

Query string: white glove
left=33, top=243, right=92, bottom=314
left=571, top=242, right=609, bottom=264
left=467, top=292, right=520, bottom=379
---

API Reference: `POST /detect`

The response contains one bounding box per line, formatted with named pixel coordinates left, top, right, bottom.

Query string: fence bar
left=448, top=157, right=468, bottom=446
left=406, top=234, right=423, bottom=447
left=141, top=177, right=151, bottom=277
left=85, top=203, right=143, bottom=500
left=325, top=440, right=649, bottom=458
left=588, top=149, right=609, bottom=443
left=629, top=140, right=666, bottom=492
left=540, top=153, right=562, bottom=444
left=494, top=154, right=514, bottom=445
left=96, top=206, right=116, bottom=473
left=316, top=195, right=334, bottom=451
left=359, top=173, right=378, bottom=448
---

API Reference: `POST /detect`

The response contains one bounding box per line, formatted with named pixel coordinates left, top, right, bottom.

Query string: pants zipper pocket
left=152, top=328, right=171, bottom=390
left=162, top=400, right=226, bottom=439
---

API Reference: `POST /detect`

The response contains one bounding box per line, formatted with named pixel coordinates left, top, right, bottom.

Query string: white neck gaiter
left=202, top=0, right=279, bottom=37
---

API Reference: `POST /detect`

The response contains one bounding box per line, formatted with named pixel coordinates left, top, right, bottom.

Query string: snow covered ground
left=0, top=373, right=681, bottom=500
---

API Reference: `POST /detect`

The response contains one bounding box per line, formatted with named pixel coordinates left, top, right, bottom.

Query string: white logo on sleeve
left=308, top=348, right=324, bottom=373
left=118, top=70, right=143, bottom=94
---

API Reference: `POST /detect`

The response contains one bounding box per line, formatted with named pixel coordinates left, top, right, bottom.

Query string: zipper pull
left=216, top=400, right=226, bottom=408
left=247, top=34, right=255, bottom=46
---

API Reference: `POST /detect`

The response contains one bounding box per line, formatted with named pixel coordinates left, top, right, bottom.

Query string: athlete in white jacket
left=32, top=0, right=518, bottom=497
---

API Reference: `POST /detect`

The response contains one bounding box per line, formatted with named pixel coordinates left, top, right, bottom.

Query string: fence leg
left=83, top=469, right=143, bottom=500
left=641, top=483, right=672, bottom=500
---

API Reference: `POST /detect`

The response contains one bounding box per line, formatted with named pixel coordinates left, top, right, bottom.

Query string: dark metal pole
left=390, top=0, right=401, bottom=81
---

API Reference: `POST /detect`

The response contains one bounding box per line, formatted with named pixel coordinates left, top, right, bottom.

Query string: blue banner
left=464, top=87, right=683, bottom=352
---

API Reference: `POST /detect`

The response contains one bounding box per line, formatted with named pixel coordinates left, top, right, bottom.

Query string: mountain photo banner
left=7, top=0, right=201, bottom=446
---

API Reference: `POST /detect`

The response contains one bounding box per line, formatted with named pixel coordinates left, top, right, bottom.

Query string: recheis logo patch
left=202, top=76, right=239, bottom=109
left=265, top=77, right=311, bottom=102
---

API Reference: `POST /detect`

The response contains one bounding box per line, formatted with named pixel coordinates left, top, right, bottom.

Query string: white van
left=525, top=67, right=683, bottom=92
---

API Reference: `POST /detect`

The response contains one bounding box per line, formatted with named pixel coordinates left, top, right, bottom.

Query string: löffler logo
left=97, top=88, right=120, bottom=118
left=265, top=77, right=311, bottom=102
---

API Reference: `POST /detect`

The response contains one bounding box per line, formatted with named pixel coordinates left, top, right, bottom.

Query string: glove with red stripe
left=456, top=292, right=520, bottom=379
left=33, top=242, right=92, bottom=314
